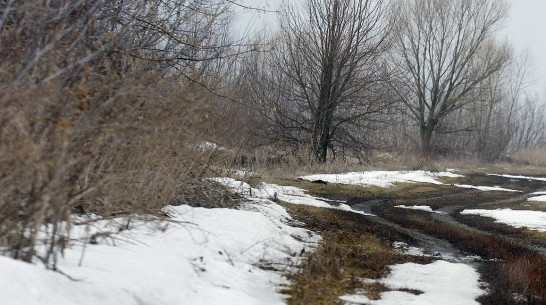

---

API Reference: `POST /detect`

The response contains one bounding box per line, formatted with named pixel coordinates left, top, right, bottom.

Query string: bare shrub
left=0, top=0, right=240, bottom=268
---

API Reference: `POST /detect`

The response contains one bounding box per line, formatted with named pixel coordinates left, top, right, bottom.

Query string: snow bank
left=0, top=196, right=319, bottom=305
left=300, top=171, right=462, bottom=188
left=340, top=261, right=485, bottom=305
left=461, top=208, right=546, bottom=232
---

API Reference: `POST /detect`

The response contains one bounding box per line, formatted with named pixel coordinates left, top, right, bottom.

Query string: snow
left=453, top=184, right=520, bottom=192
left=529, top=195, right=546, bottom=202
left=461, top=208, right=546, bottom=232
left=391, top=242, right=481, bottom=263
left=0, top=187, right=320, bottom=305
left=299, top=171, right=521, bottom=192
left=300, top=171, right=462, bottom=188
left=213, top=177, right=373, bottom=216
left=529, top=192, right=546, bottom=202
left=394, top=205, right=446, bottom=214
left=340, top=261, right=485, bottom=305
left=197, top=141, right=225, bottom=150
left=392, top=241, right=427, bottom=256
left=488, top=174, right=546, bottom=182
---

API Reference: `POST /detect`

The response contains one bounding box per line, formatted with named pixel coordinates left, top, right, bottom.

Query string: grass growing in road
left=281, top=203, right=430, bottom=305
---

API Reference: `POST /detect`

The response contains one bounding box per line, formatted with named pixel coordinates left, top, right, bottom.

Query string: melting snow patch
left=394, top=205, right=446, bottom=214
left=461, top=208, right=546, bottom=232
left=392, top=242, right=427, bottom=256
left=529, top=193, right=546, bottom=202
left=487, top=174, right=546, bottom=182
left=300, top=171, right=462, bottom=188
left=213, top=177, right=373, bottom=216
left=453, top=184, right=520, bottom=192
left=340, top=261, right=485, bottom=305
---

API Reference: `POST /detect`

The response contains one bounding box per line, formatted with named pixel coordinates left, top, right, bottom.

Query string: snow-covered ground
left=394, top=205, right=446, bottom=214
left=300, top=171, right=462, bottom=188
left=461, top=208, right=546, bottom=232
left=214, top=177, right=373, bottom=216
left=0, top=182, right=320, bottom=305
left=340, top=261, right=485, bottom=305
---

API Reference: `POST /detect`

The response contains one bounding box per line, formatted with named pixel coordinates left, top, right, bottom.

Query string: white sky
left=234, top=0, right=546, bottom=97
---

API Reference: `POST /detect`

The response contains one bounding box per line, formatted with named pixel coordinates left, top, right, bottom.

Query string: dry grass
left=509, top=148, right=546, bottom=168
left=0, top=1, right=237, bottom=267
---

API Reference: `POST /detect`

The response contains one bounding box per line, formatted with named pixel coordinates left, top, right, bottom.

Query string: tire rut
left=351, top=200, right=473, bottom=264
left=432, top=192, right=546, bottom=259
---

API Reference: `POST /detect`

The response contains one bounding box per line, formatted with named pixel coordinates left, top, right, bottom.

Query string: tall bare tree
left=251, top=0, right=392, bottom=162
left=392, top=0, right=511, bottom=159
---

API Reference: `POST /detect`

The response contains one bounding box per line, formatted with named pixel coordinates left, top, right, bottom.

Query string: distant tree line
left=236, top=0, right=545, bottom=162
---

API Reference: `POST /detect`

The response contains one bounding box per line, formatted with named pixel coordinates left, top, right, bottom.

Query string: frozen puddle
left=340, top=261, right=485, bottom=305
left=461, top=208, right=546, bottom=232
left=395, top=205, right=446, bottom=214
left=300, top=171, right=462, bottom=188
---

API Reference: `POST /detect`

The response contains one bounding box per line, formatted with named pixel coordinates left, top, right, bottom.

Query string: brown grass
left=0, top=1, right=237, bottom=268
left=510, top=148, right=546, bottom=168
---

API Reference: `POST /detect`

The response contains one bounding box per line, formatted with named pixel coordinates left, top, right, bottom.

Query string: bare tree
left=249, top=0, right=393, bottom=162
left=511, top=95, right=546, bottom=149
left=391, top=0, right=511, bottom=159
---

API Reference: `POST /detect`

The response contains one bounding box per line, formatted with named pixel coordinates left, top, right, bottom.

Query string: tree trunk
left=313, top=109, right=333, bottom=163
left=420, top=121, right=435, bottom=160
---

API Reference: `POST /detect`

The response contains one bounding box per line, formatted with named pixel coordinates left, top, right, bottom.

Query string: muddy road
left=309, top=173, right=546, bottom=304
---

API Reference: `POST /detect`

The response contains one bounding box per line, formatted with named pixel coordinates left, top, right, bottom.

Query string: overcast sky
left=504, top=0, right=546, bottom=95
left=235, top=0, right=546, bottom=97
